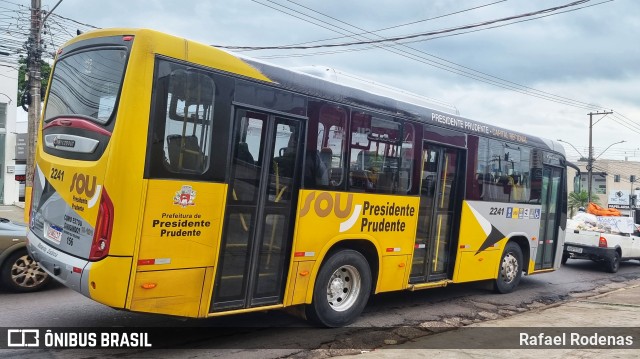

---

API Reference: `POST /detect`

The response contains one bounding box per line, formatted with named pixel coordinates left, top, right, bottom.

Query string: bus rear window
left=44, top=48, right=128, bottom=124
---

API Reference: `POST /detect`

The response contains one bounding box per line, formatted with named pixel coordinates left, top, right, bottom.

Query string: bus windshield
left=44, top=48, right=128, bottom=124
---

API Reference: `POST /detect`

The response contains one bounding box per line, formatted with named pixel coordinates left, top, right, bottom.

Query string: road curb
left=587, top=282, right=640, bottom=299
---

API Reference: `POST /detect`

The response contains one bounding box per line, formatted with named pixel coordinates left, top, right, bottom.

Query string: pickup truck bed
left=563, top=229, right=640, bottom=273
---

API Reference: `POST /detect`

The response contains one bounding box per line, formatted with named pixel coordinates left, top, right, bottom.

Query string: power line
left=48, top=12, right=98, bottom=30
left=254, top=0, right=640, bottom=140
left=294, top=0, right=618, bottom=111
left=253, top=0, right=612, bottom=63
left=216, top=0, right=591, bottom=50
left=245, top=0, right=640, bottom=161
left=0, top=2, right=98, bottom=64
left=242, top=0, right=617, bottom=113
left=244, top=0, right=509, bottom=50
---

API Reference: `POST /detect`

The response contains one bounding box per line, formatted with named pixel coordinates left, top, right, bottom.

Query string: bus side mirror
left=573, top=174, right=581, bottom=193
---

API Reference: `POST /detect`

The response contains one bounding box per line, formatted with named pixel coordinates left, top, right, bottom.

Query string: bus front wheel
left=494, top=242, right=523, bottom=294
left=306, top=249, right=372, bottom=327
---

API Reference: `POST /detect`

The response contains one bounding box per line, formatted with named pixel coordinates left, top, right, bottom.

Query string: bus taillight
left=89, top=188, right=114, bottom=261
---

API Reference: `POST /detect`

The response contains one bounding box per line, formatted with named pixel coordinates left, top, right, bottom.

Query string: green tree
left=568, top=190, right=600, bottom=217
left=16, top=58, right=51, bottom=106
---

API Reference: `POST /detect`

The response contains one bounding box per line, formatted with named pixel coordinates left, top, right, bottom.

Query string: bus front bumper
left=26, top=230, right=92, bottom=298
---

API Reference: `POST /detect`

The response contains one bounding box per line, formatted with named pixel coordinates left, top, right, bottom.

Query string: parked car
left=0, top=218, right=51, bottom=292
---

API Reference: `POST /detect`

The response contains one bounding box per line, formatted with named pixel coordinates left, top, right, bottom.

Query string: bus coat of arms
left=173, top=185, right=196, bottom=207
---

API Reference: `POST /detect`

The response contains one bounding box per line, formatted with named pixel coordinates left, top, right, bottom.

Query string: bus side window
left=162, top=68, right=215, bottom=174
left=399, top=122, right=415, bottom=194
left=304, top=102, right=346, bottom=190
left=349, top=112, right=401, bottom=194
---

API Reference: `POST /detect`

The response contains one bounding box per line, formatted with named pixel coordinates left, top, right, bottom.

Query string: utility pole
left=587, top=110, right=614, bottom=204
left=630, top=175, right=636, bottom=219
left=26, top=0, right=41, bottom=197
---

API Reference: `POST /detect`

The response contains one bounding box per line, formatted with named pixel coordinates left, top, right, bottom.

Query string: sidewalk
left=333, top=280, right=640, bottom=358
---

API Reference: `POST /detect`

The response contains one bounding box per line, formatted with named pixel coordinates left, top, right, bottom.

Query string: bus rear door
left=410, top=137, right=465, bottom=283
left=535, top=164, right=563, bottom=269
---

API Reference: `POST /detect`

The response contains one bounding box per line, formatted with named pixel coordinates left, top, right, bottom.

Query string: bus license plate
left=45, top=223, right=62, bottom=245
left=566, top=246, right=583, bottom=254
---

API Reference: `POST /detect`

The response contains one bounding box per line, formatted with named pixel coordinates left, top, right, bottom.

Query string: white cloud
left=47, top=0, right=640, bottom=160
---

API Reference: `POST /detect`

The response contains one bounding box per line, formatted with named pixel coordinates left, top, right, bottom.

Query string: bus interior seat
left=167, top=135, right=203, bottom=171
left=399, top=170, right=410, bottom=192
left=329, top=167, right=343, bottom=185
left=274, top=145, right=296, bottom=179
left=319, top=147, right=333, bottom=184
left=350, top=169, right=373, bottom=190
left=320, top=147, right=332, bottom=169
left=376, top=171, right=395, bottom=193
left=236, top=142, right=255, bottom=164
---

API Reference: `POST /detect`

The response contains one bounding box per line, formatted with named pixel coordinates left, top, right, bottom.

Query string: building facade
left=568, top=159, right=640, bottom=216
left=0, top=62, right=21, bottom=205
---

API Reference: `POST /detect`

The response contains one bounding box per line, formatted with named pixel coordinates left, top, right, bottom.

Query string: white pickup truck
left=563, top=228, right=640, bottom=273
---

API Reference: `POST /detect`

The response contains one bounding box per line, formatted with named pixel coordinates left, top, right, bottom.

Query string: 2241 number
left=50, top=167, right=64, bottom=181
left=489, top=207, right=505, bottom=216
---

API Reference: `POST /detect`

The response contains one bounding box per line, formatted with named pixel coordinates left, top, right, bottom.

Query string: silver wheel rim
left=326, top=265, right=361, bottom=312
left=11, top=254, right=48, bottom=289
left=500, top=252, right=518, bottom=284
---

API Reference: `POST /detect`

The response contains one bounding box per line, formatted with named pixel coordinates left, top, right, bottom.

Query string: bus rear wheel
left=306, top=249, right=372, bottom=327
left=494, top=242, right=523, bottom=294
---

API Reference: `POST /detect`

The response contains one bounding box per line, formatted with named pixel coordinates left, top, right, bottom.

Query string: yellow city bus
left=27, top=28, right=568, bottom=327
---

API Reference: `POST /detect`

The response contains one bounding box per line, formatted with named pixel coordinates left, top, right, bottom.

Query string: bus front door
left=535, top=165, right=563, bottom=270
left=410, top=142, right=464, bottom=283
left=211, top=108, right=303, bottom=312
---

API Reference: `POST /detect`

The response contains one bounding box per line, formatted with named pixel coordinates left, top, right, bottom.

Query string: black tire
left=306, top=249, right=372, bottom=327
left=494, top=242, right=523, bottom=294
left=0, top=249, right=51, bottom=293
left=561, top=252, right=570, bottom=265
left=605, top=251, right=620, bottom=273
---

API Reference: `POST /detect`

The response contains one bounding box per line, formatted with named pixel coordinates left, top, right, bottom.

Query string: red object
left=587, top=202, right=621, bottom=217
left=44, top=117, right=112, bottom=137
left=598, top=236, right=608, bottom=248
left=89, top=188, right=114, bottom=261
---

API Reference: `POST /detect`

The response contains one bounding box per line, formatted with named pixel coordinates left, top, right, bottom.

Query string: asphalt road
left=1, top=259, right=639, bottom=358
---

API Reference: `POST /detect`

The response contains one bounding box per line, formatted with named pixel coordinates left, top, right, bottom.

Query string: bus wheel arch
left=305, top=240, right=378, bottom=327
left=508, top=236, right=531, bottom=272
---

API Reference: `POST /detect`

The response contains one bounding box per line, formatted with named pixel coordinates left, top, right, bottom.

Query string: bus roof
left=239, top=55, right=564, bottom=155
left=291, top=65, right=460, bottom=115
